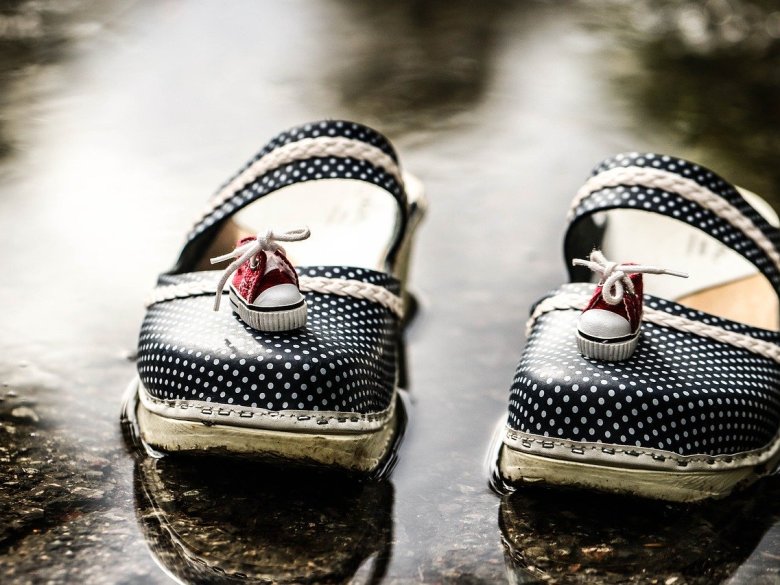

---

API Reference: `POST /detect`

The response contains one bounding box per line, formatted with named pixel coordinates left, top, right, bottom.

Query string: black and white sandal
left=497, top=153, right=780, bottom=502
left=124, top=120, right=425, bottom=472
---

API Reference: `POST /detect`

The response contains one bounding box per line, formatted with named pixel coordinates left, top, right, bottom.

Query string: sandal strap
left=146, top=271, right=405, bottom=319
left=528, top=288, right=780, bottom=364
left=174, top=120, right=408, bottom=272
left=564, top=153, right=780, bottom=295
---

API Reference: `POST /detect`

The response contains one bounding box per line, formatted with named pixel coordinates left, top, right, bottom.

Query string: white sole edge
left=138, top=379, right=393, bottom=433
left=229, top=288, right=307, bottom=332
left=576, top=330, right=639, bottom=361
left=498, top=427, right=780, bottom=502
left=136, top=389, right=400, bottom=472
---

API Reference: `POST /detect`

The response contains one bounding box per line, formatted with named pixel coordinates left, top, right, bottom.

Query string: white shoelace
left=209, top=227, right=311, bottom=311
left=572, top=250, right=688, bottom=305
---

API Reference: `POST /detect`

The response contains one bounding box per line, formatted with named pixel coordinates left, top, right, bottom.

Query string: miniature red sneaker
left=573, top=250, right=686, bottom=361
left=210, top=227, right=310, bottom=331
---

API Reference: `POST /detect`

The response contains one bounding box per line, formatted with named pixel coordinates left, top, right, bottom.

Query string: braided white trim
left=190, top=137, right=403, bottom=234
left=527, top=293, right=780, bottom=364
left=299, top=276, right=404, bottom=318
left=569, top=166, right=780, bottom=276
left=145, top=276, right=404, bottom=318
left=526, top=294, right=590, bottom=337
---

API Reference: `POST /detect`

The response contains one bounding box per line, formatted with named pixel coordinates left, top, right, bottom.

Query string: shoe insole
left=195, top=174, right=424, bottom=275
left=598, top=188, right=780, bottom=331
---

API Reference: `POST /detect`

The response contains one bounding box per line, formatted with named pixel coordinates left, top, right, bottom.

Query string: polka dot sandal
left=126, top=120, right=426, bottom=472
left=497, top=153, right=780, bottom=502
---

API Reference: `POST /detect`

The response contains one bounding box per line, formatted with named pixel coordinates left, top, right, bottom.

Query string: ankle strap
left=174, top=120, right=408, bottom=272
left=564, top=152, right=780, bottom=296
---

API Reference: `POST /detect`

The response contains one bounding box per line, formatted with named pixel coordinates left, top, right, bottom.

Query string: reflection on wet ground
left=135, top=458, right=394, bottom=584
left=500, top=481, right=780, bottom=583
left=2, top=0, right=780, bottom=583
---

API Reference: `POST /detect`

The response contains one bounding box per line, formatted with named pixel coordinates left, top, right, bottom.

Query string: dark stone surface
left=500, top=482, right=780, bottom=584
left=2, top=0, right=780, bottom=583
left=133, top=457, right=395, bottom=583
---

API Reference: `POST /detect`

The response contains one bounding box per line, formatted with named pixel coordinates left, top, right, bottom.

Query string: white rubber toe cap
left=577, top=309, right=632, bottom=340
left=252, top=284, right=304, bottom=308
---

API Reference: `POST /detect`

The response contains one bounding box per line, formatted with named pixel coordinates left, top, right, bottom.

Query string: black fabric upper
left=509, top=284, right=780, bottom=456
left=138, top=267, right=400, bottom=414
left=510, top=153, right=780, bottom=457
left=138, top=120, right=409, bottom=416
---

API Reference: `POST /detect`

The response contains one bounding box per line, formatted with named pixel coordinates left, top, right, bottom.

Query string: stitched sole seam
left=503, top=426, right=780, bottom=472
left=139, top=380, right=393, bottom=434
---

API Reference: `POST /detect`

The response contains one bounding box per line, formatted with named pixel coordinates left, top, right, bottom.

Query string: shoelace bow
left=209, top=227, right=311, bottom=310
left=572, top=250, right=688, bottom=305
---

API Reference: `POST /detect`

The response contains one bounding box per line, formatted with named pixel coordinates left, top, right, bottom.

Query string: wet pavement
left=2, top=0, right=780, bottom=583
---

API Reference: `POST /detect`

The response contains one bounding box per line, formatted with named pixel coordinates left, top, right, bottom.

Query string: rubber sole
left=228, top=287, right=307, bottom=332
left=497, top=428, right=780, bottom=502
left=133, top=384, right=400, bottom=472
left=576, top=330, right=639, bottom=361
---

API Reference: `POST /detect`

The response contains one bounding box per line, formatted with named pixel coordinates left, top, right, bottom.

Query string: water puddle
left=133, top=455, right=396, bottom=584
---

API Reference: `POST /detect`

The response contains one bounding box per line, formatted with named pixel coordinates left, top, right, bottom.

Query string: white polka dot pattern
left=509, top=283, right=780, bottom=456
left=215, top=120, right=400, bottom=192
left=511, top=153, right=780, bottom=458
left=138, top=266, right=400, bottom=415
left=565, top=152, right=780, bottom=293
left=178, top=121, right=409, bottom=272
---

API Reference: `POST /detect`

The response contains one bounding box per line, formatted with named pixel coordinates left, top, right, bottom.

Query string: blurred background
left=1, top=1, right=780, bottom=583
